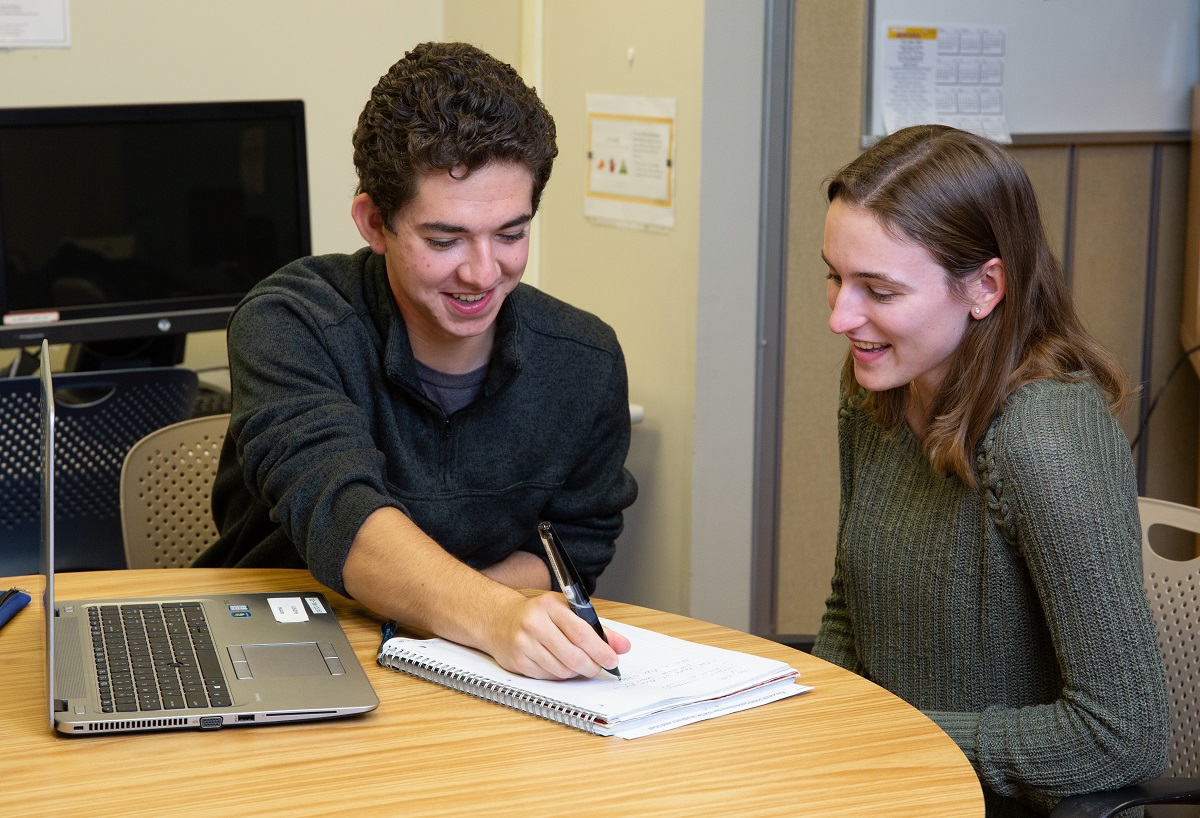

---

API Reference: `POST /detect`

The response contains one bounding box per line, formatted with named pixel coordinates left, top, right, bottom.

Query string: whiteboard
left=867, top=0, right=1200, bottom=140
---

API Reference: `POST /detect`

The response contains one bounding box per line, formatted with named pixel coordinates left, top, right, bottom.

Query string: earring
left=973, top=307, right=981, bottom=315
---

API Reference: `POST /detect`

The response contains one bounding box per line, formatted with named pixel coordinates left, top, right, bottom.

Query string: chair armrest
left=1049, top=778, right=1200, bottom=818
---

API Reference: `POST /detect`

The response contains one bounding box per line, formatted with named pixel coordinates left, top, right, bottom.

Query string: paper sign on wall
left=0, top=0, right=70, bottom=48
left=584, top=94, right=676, bottom=232
left=882, top=24, right=1010, bottom=143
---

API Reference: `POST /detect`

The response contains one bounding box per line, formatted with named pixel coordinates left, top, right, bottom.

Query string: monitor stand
left=58, top=334, right=227, bottom=417
left=64, top=335, right=186, bottom=372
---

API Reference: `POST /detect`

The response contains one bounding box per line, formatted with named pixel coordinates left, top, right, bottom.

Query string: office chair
left=1050, top=496, right=1200, bottom=818
left=0, top=366, right=199, bottom=576
left=120, top=413, right=229, bottom=569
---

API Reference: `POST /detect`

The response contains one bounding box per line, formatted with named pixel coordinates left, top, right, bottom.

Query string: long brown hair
left=827, top=125, right=1129, bottom=485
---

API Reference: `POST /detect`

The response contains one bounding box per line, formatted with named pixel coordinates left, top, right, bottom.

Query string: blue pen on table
left=537, top=521, right=621, bottom=678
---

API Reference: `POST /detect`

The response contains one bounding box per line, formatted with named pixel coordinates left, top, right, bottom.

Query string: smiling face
left=352, top=161, right=534, bottom=373
left=823, top=198, right=975, bottom=404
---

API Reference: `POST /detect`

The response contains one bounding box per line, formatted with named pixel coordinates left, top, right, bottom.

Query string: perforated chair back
left=1139, top=497, right=1200, bottom=794
left=0, top=366, right=199, bottom=576
left=120, top=413, right=229, bottom=568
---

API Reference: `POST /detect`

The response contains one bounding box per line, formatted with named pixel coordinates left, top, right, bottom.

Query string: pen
left=537, top=521, right=621, bottom=678
left=379, top=619, right=397, bottom=653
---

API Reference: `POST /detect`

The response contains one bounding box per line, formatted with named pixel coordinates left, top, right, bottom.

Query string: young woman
left=813, top=124, right=1169, bottom=817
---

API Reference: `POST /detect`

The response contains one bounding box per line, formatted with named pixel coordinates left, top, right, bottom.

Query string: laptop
left=39, top=340, right=379, bottom=735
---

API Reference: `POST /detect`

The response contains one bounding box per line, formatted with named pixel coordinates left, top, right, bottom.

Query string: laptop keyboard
left=88, top=602, right=233, bottom=713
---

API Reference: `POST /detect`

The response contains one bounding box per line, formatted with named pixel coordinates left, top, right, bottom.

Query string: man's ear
left=972, top=257, right=1006, bottom=319
left=350, top=193, right=388, bottom=254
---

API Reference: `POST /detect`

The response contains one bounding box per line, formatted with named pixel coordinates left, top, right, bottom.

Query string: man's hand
left=344, top=507, right=628, bottom=680
left=482, top=591, right=630, bottom=680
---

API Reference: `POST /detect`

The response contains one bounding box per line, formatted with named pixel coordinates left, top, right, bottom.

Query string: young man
left=195, top=42, right=637, bottom=679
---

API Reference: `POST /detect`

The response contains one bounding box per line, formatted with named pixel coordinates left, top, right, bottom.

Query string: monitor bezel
left=0, top=99, right=311, bottom=351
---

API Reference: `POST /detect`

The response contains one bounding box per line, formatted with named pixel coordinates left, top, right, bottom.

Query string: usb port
left=237, top=714, right=255, bottom=723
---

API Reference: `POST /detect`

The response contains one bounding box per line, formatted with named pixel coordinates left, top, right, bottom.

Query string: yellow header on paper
left=888, top=26, right=937, bottom=40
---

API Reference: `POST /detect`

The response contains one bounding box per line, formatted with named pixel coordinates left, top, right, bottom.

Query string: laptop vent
left=86, top=717, right=191, bottom=732
left=53, top=619, right=88, bottom=699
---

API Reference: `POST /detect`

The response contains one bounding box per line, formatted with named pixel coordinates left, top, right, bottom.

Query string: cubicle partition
left=773, top=0, right=1200, bottom=637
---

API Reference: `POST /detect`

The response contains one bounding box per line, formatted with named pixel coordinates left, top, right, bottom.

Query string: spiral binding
left=380, top=646, right=609, bottom=734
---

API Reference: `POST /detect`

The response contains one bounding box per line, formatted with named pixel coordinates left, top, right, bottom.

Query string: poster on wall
left=881, top=23, right=1010, bottom=143
left=0, top=0, right=70, bottom=48
left=584, top=94, right=676, bottom=232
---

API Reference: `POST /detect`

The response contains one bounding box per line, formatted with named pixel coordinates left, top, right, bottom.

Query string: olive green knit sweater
left=813, top=378, right=1169, bottom=817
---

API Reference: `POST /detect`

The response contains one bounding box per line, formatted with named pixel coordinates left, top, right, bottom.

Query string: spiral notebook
left=378, top=619, right=809, bottom=738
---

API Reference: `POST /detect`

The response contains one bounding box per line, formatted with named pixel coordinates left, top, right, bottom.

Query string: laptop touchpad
left=241, top=643, right=332, bottom=677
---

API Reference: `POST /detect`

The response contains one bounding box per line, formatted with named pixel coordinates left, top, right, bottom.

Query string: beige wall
left=444, top=0, right=523, bottom=71
left=534, top=2, right=705, bottom=615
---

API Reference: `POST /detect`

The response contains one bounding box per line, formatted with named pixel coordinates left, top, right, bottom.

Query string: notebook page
left=610, top=679, right=809, bottom=739
left=379, top=619, right=799, bottom=723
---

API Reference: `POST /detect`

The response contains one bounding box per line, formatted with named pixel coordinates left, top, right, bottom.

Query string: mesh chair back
left=120, top=413, right=228, bottom=568
left=1139, top=497, right=1200, bottom=786
left=0, top=366, right=198, bottom=575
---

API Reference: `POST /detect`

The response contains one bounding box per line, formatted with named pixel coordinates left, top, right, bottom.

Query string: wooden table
left=0, top=569, right=983, bottom=817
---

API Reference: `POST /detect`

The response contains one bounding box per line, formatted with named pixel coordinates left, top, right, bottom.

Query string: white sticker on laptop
left=304, top=597, right=327, bottom=615
left=268, top=597, right=309, bottom=623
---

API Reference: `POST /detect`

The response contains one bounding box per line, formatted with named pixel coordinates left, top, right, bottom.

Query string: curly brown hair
left=352, top=42, right=558, bottom=228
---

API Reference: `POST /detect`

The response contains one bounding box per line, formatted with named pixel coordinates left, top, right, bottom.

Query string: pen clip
left=538, top=522, right=619, bottom=676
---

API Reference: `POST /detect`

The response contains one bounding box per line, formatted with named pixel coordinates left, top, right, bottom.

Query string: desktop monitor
left=0, top=99, right=311, bottom=369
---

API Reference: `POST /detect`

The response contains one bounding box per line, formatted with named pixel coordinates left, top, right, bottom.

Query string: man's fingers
left=602, top=625, right=631, bottom=655
left=490, top=593, right=625, bottom=680
left=545, top=603, right=620, bottom=677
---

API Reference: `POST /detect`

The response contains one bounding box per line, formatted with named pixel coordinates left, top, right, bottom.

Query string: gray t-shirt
left=414, top=360, right=488, bottom=415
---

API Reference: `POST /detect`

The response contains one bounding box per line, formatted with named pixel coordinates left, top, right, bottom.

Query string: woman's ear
left=972, top=258, right=1006, bottom=319
left=350, top=193, right=388, bottom=254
